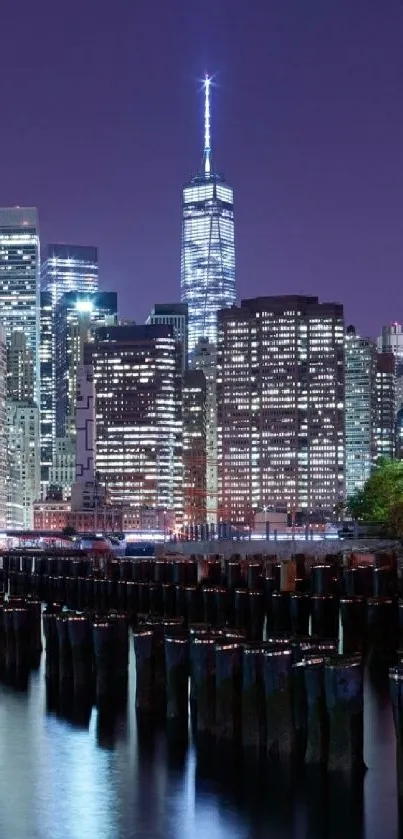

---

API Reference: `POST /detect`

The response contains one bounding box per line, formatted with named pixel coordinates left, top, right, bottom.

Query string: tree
left=62, top=525, right=77, bottom=537
left=347, top=458, right=403, bottom=533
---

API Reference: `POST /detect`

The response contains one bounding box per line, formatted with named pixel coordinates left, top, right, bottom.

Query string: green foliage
left=347, top=458, right=403, bottom=535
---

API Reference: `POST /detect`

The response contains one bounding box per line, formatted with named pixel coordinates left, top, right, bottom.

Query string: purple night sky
left=0, top=0, right=402, bottom=337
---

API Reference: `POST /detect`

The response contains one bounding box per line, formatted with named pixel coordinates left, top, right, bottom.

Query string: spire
left=203, top=74, right=212, bottom=177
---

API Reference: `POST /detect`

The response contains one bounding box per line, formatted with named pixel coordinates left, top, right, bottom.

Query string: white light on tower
left=204, top=74, right=212, bottom=177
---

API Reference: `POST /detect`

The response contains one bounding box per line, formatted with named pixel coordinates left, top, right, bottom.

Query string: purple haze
left=0, top=0, right=402, bottom=336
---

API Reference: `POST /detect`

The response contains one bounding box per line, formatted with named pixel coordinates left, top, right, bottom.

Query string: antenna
left=203, top=74, right=212, bottom=177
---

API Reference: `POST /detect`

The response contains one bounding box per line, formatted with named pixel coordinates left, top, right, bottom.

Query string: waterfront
left=0, top=644, right=397, bottom=839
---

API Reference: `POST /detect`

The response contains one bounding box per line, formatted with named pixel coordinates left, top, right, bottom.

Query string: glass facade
left=54, top=291, right=117, bottom=441
left=0, top=207, right=40, bottom=398
left=40, top=292, right=53, bottom=495
left=181, top=173, right=235, bottom=356
left=41, top=244, right=98, bottom=307
left=345, top=329, right=377, bottom=498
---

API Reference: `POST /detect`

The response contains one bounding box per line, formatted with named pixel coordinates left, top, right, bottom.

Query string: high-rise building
left=6, top=402, right=40, bottom=528
left=378, top=323, right=403, bottom=358
left=6, top=331, right=39, bottom=528
left=85, top=324, right=183, bottom=519
left=147, top=303, right=188, bottom=372
left=39, top=292, right=53, bottom=496
left=217, top=296, right=345, bottom=525
left=0, top=208, right=40, bottom=398
left=7, top=331, right=34, bottom=402
left=41, top=244, right=98, bottom=308
left=193, top=337, right=218, bottom=524
left=181, top=77, right=236, bottom=357
left=0, top=329, right=7, bottom=528
left=345, top=326, right=377, bottom=498
left=375, top=352, right=396, bottom=460
left=183, top=369, right=206, bottom=525
left=54, top=291, right=117, bottom=440
left=378, top=323, right=403, bottom=416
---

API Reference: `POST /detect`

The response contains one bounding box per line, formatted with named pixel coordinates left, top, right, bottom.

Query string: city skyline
left=0, top=1, right=401, bottom=337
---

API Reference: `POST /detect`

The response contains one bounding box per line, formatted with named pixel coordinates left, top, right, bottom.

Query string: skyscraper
left=147, top=303, right=188, bottom=372
left=41, top=244, right=99, bottom=308
left=375, top=352, right=396, bottom=460
left=193, top=337, right=218, bottom=523
left=54, top=291, right=117, bottom=440
left=183, top=369, right=206, bottom=526
left=6, top=331, right=40, bottom=528
left=0, top=208, right=40, bottom=397
left=344, top=326, right=377, bottom=498
left=39, top=292, right=53, bottom=495
left=85, top=325, right=183, bottom=520
left=217, top=296, right=345, bottom=525
left=181, top=77, right=236, bottom=357
left=0, top=328, right=7, bottom=529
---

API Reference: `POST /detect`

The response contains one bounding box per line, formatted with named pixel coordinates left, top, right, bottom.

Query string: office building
left=6, top=328, right=39, bottom=528
left=49, top=437, right=76, bottom=499
left=0, top=207, right=40, bottom=398
left=54, top=291, right=117, bottom=440
left=6, top=401, right=40, bottom=528
left=375, top=352, right=396, bottom=460
left=181, top=77, right=236, bottom=356
left=0, top=329, right=7, bottom=528
left=41, top=244, right=98, bottom=308
left=147, top=303, right=188, bottom=372
left=7, top=331, right=34, bottom=401
left=217, top=296, right=345, bottom=525
left=183, top=369, right=206, bottom=525
left=378, top=323, right=403, bottom=415
left=345, top=326, right=377, bottom=498
left=193, top=337, right=218, bottom=524
left=39, top=292, right=53, bottom=495
left=85, top=324, right=183, bottom=520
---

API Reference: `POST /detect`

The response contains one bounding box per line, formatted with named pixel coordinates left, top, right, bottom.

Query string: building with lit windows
left=0, top=207, right=40, bottom=398
left=375, top=352, right=395, bottom=460
left=345, top=326, right=377, bottom=498
left=183, top=369, right=206, bottom=525
left=54, top=291, right=117, bottom=440
left=85, top=324, right=183, bottom=521
left=6, top=330, right=40, bottom=528
left=0, top=329, right=7, bottom=528
left=181, top=77, right=236, bottom=357
left=217, top=296, right=345, bottom=525
left=41, top=244, right=98, bottom=308
left=193, top=337, right=218, bottom=524
left=147, top=303, right=188, bottom=372
left=40, top=292, right=53, bottom=495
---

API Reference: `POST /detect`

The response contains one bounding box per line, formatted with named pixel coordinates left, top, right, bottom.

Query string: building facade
left=41, top=244, right=98, bottom=308
left=54, top=291, right=117, bottom=440
left=180, top=78, right=235, bottom=356
left=6, top=328, right=40, bottom=529
left=344, top=326, right=377, bottom=498
left=375, top=352, right=396, bottom=460
left=0, top=207, right=40, bottom=398
left=85, top=324, right=183, bottom=520
left=40, top=291, right=53, bottom=495
left=217, top=296, right=345, bottom=525
left=6, top=402, right=40, bottom=529
left=0, top=329, right=7, bottom=528
left=183, top=369, right=206, bottom=525
left=147, top=303, right=188, bottom=372
left=193, top=337, right=218, bottom=524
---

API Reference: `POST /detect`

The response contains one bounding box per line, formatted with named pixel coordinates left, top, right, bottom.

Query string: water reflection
left=0, top=647, right=396, bottom=838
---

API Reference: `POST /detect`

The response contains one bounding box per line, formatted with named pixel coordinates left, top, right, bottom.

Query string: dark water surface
left=0, top=645, right=398, bottom=839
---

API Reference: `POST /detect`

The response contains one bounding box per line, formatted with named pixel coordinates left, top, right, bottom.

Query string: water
left=0, top=646, right=398, bottom=839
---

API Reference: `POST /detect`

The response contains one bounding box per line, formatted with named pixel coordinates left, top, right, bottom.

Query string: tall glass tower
left=181, top=77, right=236, bottom=358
